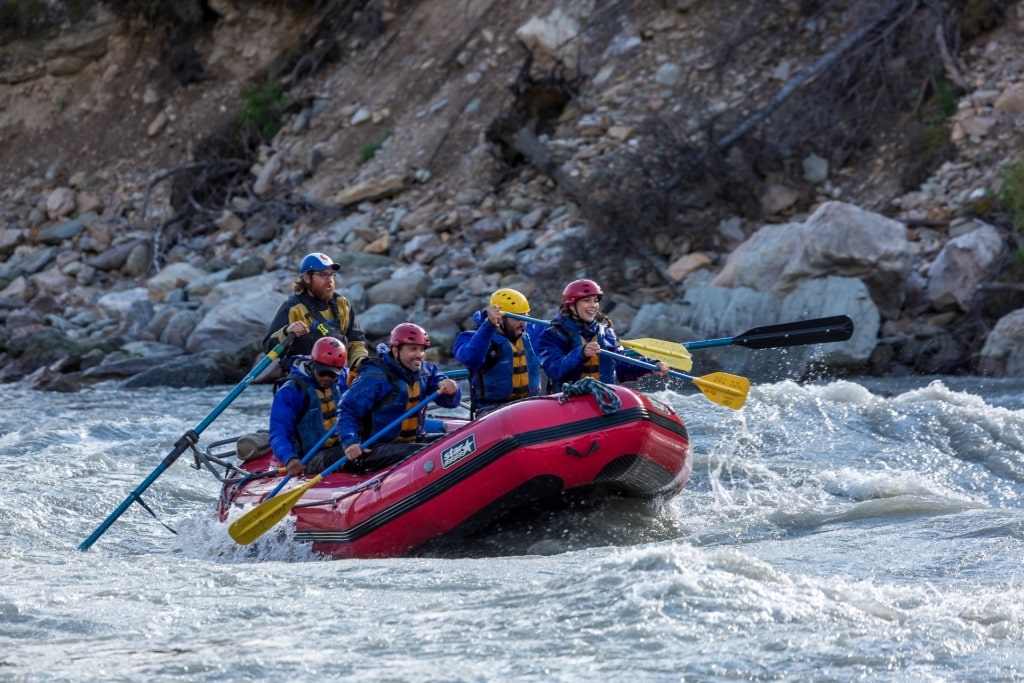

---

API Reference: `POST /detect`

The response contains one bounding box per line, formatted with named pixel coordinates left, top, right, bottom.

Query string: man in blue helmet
left=263, top=252, right=368, bottom=374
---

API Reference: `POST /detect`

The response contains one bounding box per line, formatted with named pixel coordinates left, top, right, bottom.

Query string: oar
left=79, top=334, right=296, bottom=551
left=266, top=370, right=470, bottom=500
left=683, top=315, right=854, bottom=350
left=617, top=338, right=693, bottom=371
left=228, top=390, right=442, bottom=545
left=502, top=312, right=693, bottom=371
left=263, top=426, right=337, bottom=501
left=600, top=349, right=749, bottom=410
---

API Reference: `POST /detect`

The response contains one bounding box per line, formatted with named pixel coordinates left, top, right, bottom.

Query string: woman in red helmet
left=335, top=323, right=462, bottom=473
left=535, top=279, right=669, bottom=391
left=268, top=336, right=351, bottom=477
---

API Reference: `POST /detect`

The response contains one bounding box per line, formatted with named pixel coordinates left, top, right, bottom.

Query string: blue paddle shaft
left=78, top=336, right=293, bottom=551
left=265, top=390, right=443, bottom=498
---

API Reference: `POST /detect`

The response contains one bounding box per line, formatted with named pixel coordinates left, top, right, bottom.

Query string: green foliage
left=357, top=132, right=390, bottom=165
left=924, top=76, right=958, bottom=127
left=996, top=158, right=1024, bottom=281
left=236, top=80, right=291, bottom=142
left=998, top=158, right=1024, bottom=233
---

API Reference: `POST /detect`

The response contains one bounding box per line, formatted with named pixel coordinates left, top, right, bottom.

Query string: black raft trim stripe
left=294, top=405, right=688, bottom=545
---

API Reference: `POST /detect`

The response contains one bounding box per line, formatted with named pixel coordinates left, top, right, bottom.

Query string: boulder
left=977, top=308, right=1024, bottom=376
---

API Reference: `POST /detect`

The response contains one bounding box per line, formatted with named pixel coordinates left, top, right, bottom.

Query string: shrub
left=358, top=132, right=390, bottom=165
left=237, top=80, right=291, bottom=142
left=998, top=158, right=1024, bottom=234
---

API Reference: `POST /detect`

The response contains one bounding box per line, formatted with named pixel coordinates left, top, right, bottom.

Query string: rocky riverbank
left=2, top=2, right=1024, bottom=391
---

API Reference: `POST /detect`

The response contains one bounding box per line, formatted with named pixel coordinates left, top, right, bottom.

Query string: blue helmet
left=299, top=252, right=340, bottom=274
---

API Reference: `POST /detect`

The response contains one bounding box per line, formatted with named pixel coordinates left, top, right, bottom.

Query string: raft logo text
left=441, top=434, right=477, bottom=469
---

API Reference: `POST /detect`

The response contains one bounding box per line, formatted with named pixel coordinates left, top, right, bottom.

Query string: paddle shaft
left=78, top=335, right=295, bottom=551
left=504, top=311, right=551, bottom=327
left=506, top=311, right=853, bottom=352
left=683, top=315, right=854, bottom=350
left=264, top=427, right=335, bottom=500
left=600, top=348, right=723, bottom=392
left=601, top=348, right=749, bottom=410
left=227, top=391, right=442, bottom=545
left=325, top=390, right=441, bottom=475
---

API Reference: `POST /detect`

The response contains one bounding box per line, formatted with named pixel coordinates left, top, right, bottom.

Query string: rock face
left=712, top=202, right=912, bottom=321
left=1, top=3, right=1023, bottom=390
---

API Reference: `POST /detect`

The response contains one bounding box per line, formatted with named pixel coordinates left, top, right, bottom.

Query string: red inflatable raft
left=208, top=382, right=691, bottom=559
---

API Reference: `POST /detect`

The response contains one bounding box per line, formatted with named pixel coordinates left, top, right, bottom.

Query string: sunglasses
left=314, top=367, right=340, bottom=379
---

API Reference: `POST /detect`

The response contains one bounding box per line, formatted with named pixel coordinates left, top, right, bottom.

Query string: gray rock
left=359, top=303, right=408, bottom=338
left=978, top=308, right=1024, bottom=376
left=121, top=354, right=225, bottom=388
left=367, top=273, right=431, bottom=307
left=925, top=223, right=1006, bottom=312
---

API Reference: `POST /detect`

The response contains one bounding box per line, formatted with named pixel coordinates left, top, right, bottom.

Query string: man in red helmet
left=335, top=323, right=462, bottom=472
left=268, top=336, right=351, bottom=476
left=535, top=279, right=669, bottom=391
left=262, top=252, right=368, bottom=374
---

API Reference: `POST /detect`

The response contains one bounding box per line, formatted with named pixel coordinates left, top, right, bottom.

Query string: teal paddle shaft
left=263, top=389, right=445, bottom=500
left=78, top=335, right=294, bottom=550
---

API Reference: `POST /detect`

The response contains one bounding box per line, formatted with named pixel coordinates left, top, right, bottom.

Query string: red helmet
left=311, top=337, right=348, bottom=369
left=389, top=323, right=430, bottom=348
left=561, top=279, right=603, bottom=306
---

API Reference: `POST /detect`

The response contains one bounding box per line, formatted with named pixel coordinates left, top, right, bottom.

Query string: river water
left=1, top=374, right=1022, bottom=682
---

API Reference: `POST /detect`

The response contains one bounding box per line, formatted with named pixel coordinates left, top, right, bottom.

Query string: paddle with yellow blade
left=601, top=348, right=749, bottom=410
left=228, top=390, right=441, bottom=546
left=79, top=333, right=296, bottom=551
left=502, top=312, right=694, bottom=371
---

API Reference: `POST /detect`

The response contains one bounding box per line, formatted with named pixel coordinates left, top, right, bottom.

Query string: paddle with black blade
left=682, top=315, right=854, bottom=350
left=228, top=390, right=442, bottom=546
left=600, top=349, right=749, bottom=410
left=78, top=334, right=296, bottom=551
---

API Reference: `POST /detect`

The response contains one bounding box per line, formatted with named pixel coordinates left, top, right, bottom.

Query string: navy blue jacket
left=268, top=360, right=348, bottom=463
left=453, top=310, right=541, bottom=412
left=336, top=343, right=462, bottom=449
left=535, top=314, right=651, bottom=387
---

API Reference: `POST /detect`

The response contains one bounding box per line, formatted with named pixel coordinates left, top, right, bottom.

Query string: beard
left=502, top=321, right=523, bottom=341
